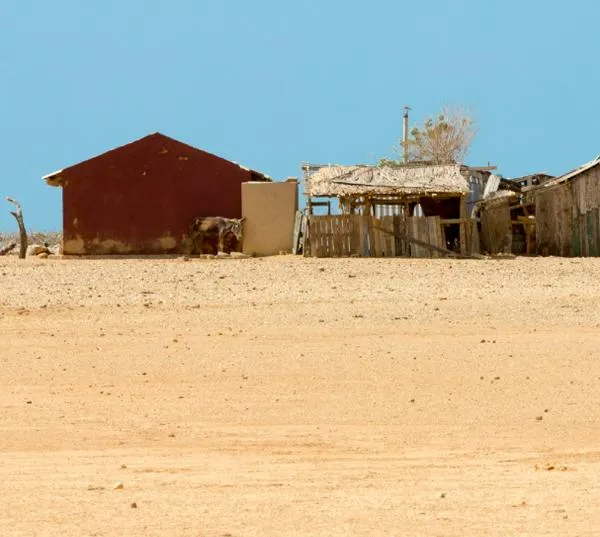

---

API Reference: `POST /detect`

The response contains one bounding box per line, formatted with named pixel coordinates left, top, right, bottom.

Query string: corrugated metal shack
left=44, top=133, right=270, bottom=255
left=533, top=156, right=600, bottom=257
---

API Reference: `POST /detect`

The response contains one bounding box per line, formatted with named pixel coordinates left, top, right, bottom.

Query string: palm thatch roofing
left=304, top=164, right=470, bottom=198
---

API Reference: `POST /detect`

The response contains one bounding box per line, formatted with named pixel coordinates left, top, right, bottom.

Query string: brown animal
left=188, top=216, right=245, bottom=255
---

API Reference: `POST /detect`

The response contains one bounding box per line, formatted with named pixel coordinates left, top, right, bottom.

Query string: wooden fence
left=305, top=214, right=465, bottom=258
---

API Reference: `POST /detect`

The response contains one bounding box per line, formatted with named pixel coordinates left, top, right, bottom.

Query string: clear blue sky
left=1, top=0, right=599, bottom=231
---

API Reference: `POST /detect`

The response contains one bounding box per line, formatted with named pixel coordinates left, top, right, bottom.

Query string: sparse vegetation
left=381, top=106, right=476, bottom=166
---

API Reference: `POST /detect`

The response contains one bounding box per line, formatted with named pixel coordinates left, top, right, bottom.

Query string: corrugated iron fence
left=305, top=214, right=451, bottom=258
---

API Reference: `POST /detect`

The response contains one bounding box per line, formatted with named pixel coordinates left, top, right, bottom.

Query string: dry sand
left=1, top=254, right=600, bottom=536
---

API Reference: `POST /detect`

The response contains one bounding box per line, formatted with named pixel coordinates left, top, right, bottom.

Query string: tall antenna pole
left=402, top=105, right=411, bottom=164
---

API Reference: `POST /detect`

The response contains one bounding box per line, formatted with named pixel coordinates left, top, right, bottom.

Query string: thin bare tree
left=403, top=107, right=476, bottom=164
left=380, top=106, right=477, bottom=167
left=6, top=197, right=28, bottom=259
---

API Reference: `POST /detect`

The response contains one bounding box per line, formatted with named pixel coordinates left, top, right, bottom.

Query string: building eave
left=43, top=169, right=65, bottom=187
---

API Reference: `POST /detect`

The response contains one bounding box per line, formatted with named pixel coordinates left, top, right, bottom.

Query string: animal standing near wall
left=188, top=216, right=245, bottom=255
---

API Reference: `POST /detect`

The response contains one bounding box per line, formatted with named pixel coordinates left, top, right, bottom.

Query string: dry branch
left=6, top=197, right=27, bottom=259
left=0, top=241, right=16, bottom=256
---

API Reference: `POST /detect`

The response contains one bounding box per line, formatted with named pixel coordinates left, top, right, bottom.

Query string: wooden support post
left=292, top=211, right=303, bottom=255
left=459, top=195, right=468, bottom=255
left=6, top=197, right=27, bottom=259
left=401, top=199, right=409, bottom=254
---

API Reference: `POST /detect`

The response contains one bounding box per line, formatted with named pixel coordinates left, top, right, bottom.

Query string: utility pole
left=402, top=105, right=411, bottom=164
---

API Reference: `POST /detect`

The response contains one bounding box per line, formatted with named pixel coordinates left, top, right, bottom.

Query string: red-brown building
left=43, top=133, right=270, bottom=255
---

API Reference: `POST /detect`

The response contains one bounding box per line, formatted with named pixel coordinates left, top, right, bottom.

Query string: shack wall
left=536, top=183, right=573, bottom=256
left=480, top=199, right=512, bottom=255
left=571, top=166, right=600, bottom=256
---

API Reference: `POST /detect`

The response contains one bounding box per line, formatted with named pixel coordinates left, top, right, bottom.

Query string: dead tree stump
left=6, top=197, right=27, bottom=259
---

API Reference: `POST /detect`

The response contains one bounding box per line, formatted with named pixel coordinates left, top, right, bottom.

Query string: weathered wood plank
left=587, top=210, right=597, bottom=257
left=459, top=195, right=468, bottom=255
left=428, top=217, right=439, bottom=258
left=470, top=220, right=481, bottom=255
left=596, top=208, right=600, bottom=258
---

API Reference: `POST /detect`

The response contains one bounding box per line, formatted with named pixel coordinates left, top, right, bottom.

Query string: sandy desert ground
left=1, top=254, right=600, bottom=536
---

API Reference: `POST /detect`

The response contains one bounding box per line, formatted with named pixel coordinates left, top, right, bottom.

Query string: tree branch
left=5, top=197, right=28, bottom=259
left=0, top=241, right=16, bottom=256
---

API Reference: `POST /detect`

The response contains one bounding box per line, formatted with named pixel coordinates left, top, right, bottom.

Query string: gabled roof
left=304, top=163, right=470, bottom=197
left=536, top=155, right=600, bottom=190
left=43, top=132, right=270, bottom=187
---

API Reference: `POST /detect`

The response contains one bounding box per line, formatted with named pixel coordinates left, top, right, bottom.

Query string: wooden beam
left=373, top=225, right=485, bottom=259
left=440, top=218, right=480, bottom=225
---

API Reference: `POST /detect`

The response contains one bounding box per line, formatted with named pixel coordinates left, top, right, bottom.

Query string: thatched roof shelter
left=304, top=164, right=470, bottom=198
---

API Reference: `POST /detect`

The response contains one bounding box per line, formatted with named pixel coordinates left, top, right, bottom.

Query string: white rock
left=27, top=244, right=50, bottom=257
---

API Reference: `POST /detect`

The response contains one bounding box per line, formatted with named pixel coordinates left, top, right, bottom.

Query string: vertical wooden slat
left=358, top=214, right=367, bottom=257
left=347, top=214, right=353, bottom=256
left=402, top=214, right=409, bottom=256
left=381, top=217, right=387, bottom=257
left=581, top=213, right=588, bottom=257
left=366, top=214, right=374, bottom=257
left=434, top=216, right=443, bottom=254
left=459, top=195, right=468, bottom=255
left=572, top=212, right=580, bottom=257
left=471, top=220, right=480, bottom=255
left=372, top=217, right=380, bottom=257
left=325, top=216, right=332, bottom=257
left=314, top=217, right=322, bottom=257
left=421, top=217, right=430, bottom=258
left=392, top=215, right=399, bottom=256
left=311, top=217, right=318, bottom=257
left=357, top=214, right=365, bottom=256
left=351, top=214, right=356, bottom=256
left=388, top=215, right=394, bottom=256
left=327, top=216, right=334, bottom=257
left=344, top=215, right=350, bottom=256
left=320, top=217, right=328, bottom=258
left=427, top=217, right=438, bottom=258
left=341, top=215, right=346, bottom=256
left=302, top=214, right=310, bottom=257
left=407, top=217, right=415, bottom=257
left=408, top=217, right=419, bottom=258
left=588, top=210, right=597, bottom=257
left=350, top=214, right=359, bottom=256
left=337, top=215, right=345, bottom=256
left=418, top=218, right=427, bottom=258
left=388, top=216, right=395, bottom=256
left=336, top=215, right=344, bottom=256
left=389, top=215, right=396, bottom=256
left=420, top=217, right=429, bottom=258
left=596, top=208, right=600, bottom=258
